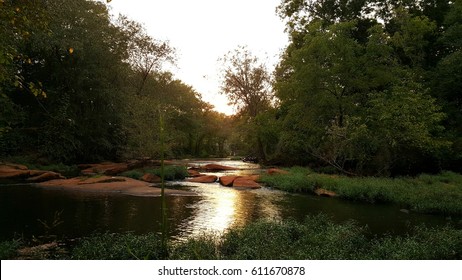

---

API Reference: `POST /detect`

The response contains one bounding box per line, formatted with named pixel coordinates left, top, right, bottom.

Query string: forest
left=1, top=0, right=462, bottom=177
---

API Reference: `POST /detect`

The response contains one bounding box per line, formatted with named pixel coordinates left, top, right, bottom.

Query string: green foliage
left=72, top=232, right=163, bottom=260
left=69, top=215, right=462, bottom=260
left=121, top=165, right=188, bottom=181
left=0, top=239, right=21, bottom=260
left=262, top=168, right=462, bottom=215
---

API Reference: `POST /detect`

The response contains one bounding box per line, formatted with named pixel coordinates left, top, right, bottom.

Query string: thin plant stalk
left=158, top=107, right=168, bottom=258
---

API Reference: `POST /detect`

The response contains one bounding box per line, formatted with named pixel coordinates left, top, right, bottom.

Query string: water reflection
left=0, top=159, right=458, bottom=241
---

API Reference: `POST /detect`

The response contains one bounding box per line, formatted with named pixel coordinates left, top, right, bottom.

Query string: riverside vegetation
left=260, top=167, right=462, bottom=216
left=1, top=214, right=461, bottom=260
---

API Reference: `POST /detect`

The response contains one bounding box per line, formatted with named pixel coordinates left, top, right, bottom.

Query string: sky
left=107, top=0, right=289, bottom=115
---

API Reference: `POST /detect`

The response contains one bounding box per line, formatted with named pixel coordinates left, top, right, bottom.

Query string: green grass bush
left=68, top=214, right=462, bottom=260
left=261, top=168, right=462, bottom=215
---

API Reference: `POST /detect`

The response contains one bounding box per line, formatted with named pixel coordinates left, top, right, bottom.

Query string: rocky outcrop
left=314, top=188, right=337, bottom=197
left=0, top=163, right=64, bottom=182
left=37, top=176, right=196, bottom=197
left=26, top=171, right=64, bottom=182
left=267, top=168, right=289, bottom=175
left=218, top=175, right=261, bottom=189
left=141, top=173, right=162, bottom=183
left=202, top=164, right=237, bottom=171
left=80, top=162, right=129, bottom=176
left=187, top=169, right=202, bottom=177
left=232, top=178, right=261, bottom=189
left=219, top=175, right=240, bottom=186
left=187, top=175, right=218, bottom=183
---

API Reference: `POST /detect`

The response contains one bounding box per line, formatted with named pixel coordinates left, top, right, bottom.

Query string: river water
left=0, top=159, right=457, bottom=241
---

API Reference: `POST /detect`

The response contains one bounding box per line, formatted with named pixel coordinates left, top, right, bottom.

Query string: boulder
left=203, top=164, right=237, bottom=171
left=187, top=175, right=218, bottom=183
left=239, top=175, right=261, bottom=182
left=267, top=168, right=289, bottom=175
left=0, top=166, right=30, bottom=179
left=187, top=169, right=202, bottom=177
left=314, top=188, right=337, bottom=197
left=219, top=176, right=239, bottom=186
left=27, top=171, right=65, bottom=182
left=141, top=173, right=162, bottom=183
left=80, top=162, right=129, bottom=175
left=232, top=178, right=261, bottom=189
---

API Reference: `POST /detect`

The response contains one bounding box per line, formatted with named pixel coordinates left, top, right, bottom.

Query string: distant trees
left=0, top=0, right=229, bottom=163
left=219, top=46, right=278, bottom=160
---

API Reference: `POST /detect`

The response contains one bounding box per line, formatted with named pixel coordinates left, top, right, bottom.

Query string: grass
left=3, top=214, right=461, bottom=260
left=64, top=215, right=462, bottom=259
left=260, top=168, right=462, bottom=215
left=0, top=240, right=21, bottom=259
left=120, top=165, right=188, bottom=181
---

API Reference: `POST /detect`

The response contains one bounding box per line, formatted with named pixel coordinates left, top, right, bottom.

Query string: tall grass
left=260, top=168, right=462, bottom=215
left=67, top=214, right=462, bottom=260
left=120, top=165, right=188, bottom=181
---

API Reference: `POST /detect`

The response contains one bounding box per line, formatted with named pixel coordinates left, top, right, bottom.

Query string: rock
left=0, top=163, right=28, bottom=170
left=80, top=162, right=129, bottom=176
left=203, top=164, right=237, bottom=171
left=187, top=175, right=218, bottom=183
left=141, top=173, right=162, bottom=183
left=267, top=168, right=289, bottom=175
left=187, top=169, right=202, bottom=177
left=314, top=188, right=337, bottom=197
left=219, top=176, right=240, bottom=186
left=0, top=167, right=30, bottom=179
left=232, top=178, right=261, bottom=189
left=400, top=209, right=410, bottom=214
left=240, top=175, right=261, bottom=182
left=27, top=171, right=65, bottom=182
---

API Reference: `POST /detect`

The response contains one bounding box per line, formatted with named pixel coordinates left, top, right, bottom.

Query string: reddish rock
left=187, top=169, right=202, bottom=177
left=239, top=175, right=261, bottom=182
left=267, top=168, right=289, bottom=175
left=80, top=162, right=129, bottom=175
left=314, top=188, right=337, bottom=197
left=232, top=178, right=261, bottom=189
left=141, top=173, right=162, bottom=183
left=27, top=171, right=65, bottom=182
left=0, top=167, right=30, bottom=179
left=187, top=175, right=218, bottom=183
left=203, top=164, right=237, bottom=171
left=219, top=176, right=240, bottom=186
left=0, top=163, right=28, bottom=170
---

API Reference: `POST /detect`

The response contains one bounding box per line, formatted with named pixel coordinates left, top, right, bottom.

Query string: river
left=0, top=159, right=456, bottom=241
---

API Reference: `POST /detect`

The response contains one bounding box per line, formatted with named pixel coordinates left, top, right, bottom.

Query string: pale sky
left=107, top=0, right=288, bottom=115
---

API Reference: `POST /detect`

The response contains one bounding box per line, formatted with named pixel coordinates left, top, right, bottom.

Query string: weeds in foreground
left=67, top=214, right=462, bottom=260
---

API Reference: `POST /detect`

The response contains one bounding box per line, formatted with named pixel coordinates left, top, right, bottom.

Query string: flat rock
left=141, top=173, right=162, bottom=183
left=187, top=175, right=218, bottom=183
left=203, top=164, right=237, bottom=171
left=314, top=188, right=337, bottom=197
left=187, top=169, right=203, bottom=177
left=27, top=171, right=65, bottom=182
left=80, top=162, right=129, bottom=175
left=219, top=175, right=239, bottom=186
left=37, top=176, right=196, bottom=197
left=267, top=168, right=289, bottom=175
left=232, top=178, right=261, bottom=189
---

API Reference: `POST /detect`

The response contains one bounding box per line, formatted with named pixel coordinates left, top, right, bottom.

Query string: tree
left=219, top=46, right=272, bottom=118
left=219, top=46, right=274, bottom=159
left=274, top=15, right=448, bottom=174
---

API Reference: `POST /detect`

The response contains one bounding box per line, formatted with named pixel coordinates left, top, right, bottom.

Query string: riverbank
left=2, top=214, right=461, bottom=259
left=260, top=167, right=462, bottom=216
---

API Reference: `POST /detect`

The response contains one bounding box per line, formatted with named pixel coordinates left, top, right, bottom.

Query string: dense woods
left=1, top=0, right=462, bottom=176
left=0, top=0, right=229, bottom=163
